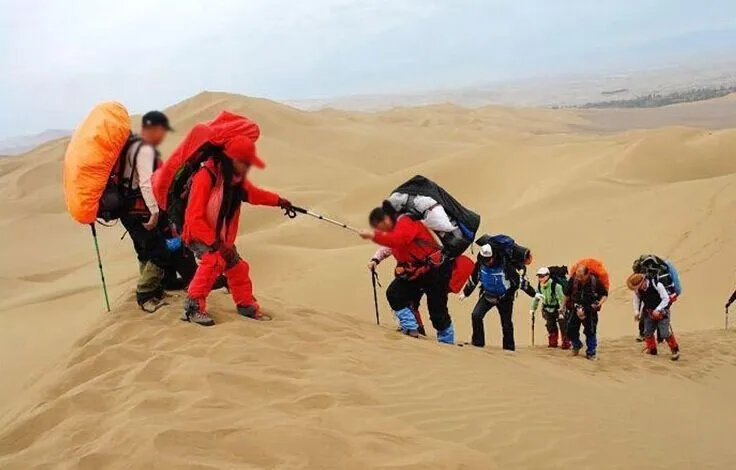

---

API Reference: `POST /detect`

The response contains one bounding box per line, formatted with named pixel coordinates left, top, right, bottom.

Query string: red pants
left=187, top=251, right=257, bottom=312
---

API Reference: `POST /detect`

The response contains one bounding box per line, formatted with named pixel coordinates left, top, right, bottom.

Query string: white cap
left=479, top=244, right=493, bottom=258
left=537, top=267, right=550, bottom=276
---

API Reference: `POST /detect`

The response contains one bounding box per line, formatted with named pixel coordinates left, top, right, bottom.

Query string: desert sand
left=2, top=91, right=736, bottom=469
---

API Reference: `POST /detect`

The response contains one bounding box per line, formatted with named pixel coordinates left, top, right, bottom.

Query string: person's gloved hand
left=592, top=302, right=601, bottom=312
left=651, top=310, right=663, bottom=321
left=278, top=198, right=292, bottom=210
left=368, top=259, right=379, bottom=272
left=143, top=211, right=160, bottom=231
left=165, top=236, right=182, bottom=252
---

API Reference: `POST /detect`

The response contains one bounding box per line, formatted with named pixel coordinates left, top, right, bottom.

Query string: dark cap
left=142, top=111, right=174, bottom=131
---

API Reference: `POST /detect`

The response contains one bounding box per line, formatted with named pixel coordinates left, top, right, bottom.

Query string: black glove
left=278, top=198, right=297, bottom=218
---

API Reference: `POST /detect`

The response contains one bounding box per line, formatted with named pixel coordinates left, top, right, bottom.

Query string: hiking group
left=64, top=103, right=685, bottom=361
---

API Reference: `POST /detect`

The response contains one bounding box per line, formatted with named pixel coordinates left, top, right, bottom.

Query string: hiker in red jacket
left=181, top=135, right=291, bottom=326
left=360, top=203, right=455, bottom=343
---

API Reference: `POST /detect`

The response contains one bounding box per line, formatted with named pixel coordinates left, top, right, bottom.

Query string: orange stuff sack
left=570, top=258, right=610, bottom=291
left=63, top=102, right=131, bottom=224
left=449, top=255, right=475, bottom=294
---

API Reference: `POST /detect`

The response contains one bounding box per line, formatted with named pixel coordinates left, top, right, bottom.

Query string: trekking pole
left=531, top=311, right=536, bottom=347
left=291, top=206, right=360, bottom=234
left=89, top=224, right=111, bottom=312
left=371, top=267, right=381, bottom=326
left=726, top=306, right=730, bottom=331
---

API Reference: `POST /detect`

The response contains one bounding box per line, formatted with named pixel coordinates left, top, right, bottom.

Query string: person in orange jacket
left=181, top=135, right=291, bottom=326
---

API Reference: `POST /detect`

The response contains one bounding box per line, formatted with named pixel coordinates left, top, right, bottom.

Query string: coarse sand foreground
left=2, top=92, right=736, bottom=469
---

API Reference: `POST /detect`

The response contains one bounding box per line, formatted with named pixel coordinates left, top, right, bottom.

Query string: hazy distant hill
left=0, top=129, right=70, bottom=156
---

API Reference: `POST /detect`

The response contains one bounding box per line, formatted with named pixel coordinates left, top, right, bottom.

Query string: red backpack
left=152, top=111, right=261, bottom=234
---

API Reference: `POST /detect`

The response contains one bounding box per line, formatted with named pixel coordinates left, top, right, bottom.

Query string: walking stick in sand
left=290, top=206, right=360, bottom=234
left=89, top=224, right=111, bottom=312
left=531, top=311, right=536, bottom=347
left=371, top=268, right=381, bottom=326
left=726, top=306, right=730, bottom=331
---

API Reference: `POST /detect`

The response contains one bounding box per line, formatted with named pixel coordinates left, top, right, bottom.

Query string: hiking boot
left=636, top=336, right=644, bottom=343
left=586, top=353, right=598, bottom=361
left=237, top=304, right=272, bottom=321
left=181, top=297, right=215, bottom=327
left=140, top=297, right=168, bottom=313
left=670, top=346, right=680, bottom=361
left=406, top=329, right=420, bottom=338
left=417, top=325, right=427, bottom=337
left=571, top=347, right=581, bottom=357
left=560, top=339, right=572, bottom=350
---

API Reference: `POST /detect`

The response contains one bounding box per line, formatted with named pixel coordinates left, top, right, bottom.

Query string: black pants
left=163, top=249, right=198, bottom=290
left=471, top=294, right=515, bottom=350
left=386, top=263, right=452, bottom=333
left=121, top=213, right=169, bottom=266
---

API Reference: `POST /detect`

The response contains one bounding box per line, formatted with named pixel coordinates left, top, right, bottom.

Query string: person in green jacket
left=530, top=267, right=570, bottom=349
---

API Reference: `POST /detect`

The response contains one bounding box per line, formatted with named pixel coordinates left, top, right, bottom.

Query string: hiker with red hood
left=179, top=131, right=292, bottom=326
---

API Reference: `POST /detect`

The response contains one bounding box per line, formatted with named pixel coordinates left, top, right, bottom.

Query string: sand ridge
left=2, top=92, right=736, bottom=468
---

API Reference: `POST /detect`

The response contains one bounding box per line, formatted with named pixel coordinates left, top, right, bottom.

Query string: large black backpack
left=632, top=254, right=680, bottom=296
left=392, top=175, right=481, bottom=257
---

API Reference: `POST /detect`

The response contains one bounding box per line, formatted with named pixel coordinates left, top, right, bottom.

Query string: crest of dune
left=1, top=92, right=736, bottom=469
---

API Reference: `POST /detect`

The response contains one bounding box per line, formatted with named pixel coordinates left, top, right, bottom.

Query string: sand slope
left=2, top=93, right=736, bottom=469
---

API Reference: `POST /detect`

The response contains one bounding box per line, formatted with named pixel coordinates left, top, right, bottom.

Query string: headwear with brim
left=537, top=267, right=550, bottom=276
left=479, top=244, right=493, bottom=258
left=223, top=135, right=266, bottom=169
left=626, top=273, right=646, bottom=291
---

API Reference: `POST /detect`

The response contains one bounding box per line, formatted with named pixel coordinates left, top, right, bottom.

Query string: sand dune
left=2, top=92, right=736, bottom=469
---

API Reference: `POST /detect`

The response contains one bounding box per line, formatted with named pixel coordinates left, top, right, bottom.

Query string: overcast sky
left=1, top=0, right=735, bottom=138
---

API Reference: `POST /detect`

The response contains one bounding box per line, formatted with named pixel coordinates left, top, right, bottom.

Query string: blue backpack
left=665, top=260, right=683, bottom=296
left=479, top=264, right=510, bottom=297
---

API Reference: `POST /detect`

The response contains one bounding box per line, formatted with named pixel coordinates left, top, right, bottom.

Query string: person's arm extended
left=186, top=169, right=217, bottom=247
left=463, top=262, right=481, bottom=297
left=136, top=145, right=159, bottom=215
left=554, top=283, right=565, bottom=308
left=372, top=246, right=392, bottom=264
left=632, top=292, right=642, bottom=318
left=372, top=217, right=418, bottom=249
left=654, top=282, right=670, bottom=312
left=244, top=180, right=281, bottom=206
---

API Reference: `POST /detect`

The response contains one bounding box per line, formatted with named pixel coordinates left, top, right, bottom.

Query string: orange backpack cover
left=570, top=258, right=610, bottom=291
left=63, top=102, right=131, bottom=224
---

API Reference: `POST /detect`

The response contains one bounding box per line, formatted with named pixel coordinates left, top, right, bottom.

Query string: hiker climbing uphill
left=563, top=259, right=609, bottom=360
left=627, top=273, right=681, bottom=361
left=460, top=243, right=521, bottom=350
left=152, top=111, right=292, bottom=327
left=369, top=246, right=427, bottom=336
left=530, top=266, right=570, bottom=349
left=360, top=203, right=455, bottom=343
left=118, top=111, right=175, bottom=312
left=631, top=255, right=682, bottom=342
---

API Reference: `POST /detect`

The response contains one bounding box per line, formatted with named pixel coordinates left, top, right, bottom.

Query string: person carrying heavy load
left=386, top=175, right=481, bottom=259
left=631, top=254, right=682, bottom=342
left=152, top=111, right=292, bottom=327
left=360, top=204, right=456, bottom=344
left=530, top=266, right=570, bottom=349
left=627, top=273, right=681, bottom=361
left=563, top=259, right=609, bottom=360
left=460, top=242, right=523, bottom=351
left=117, top=111, right=178, bottom=311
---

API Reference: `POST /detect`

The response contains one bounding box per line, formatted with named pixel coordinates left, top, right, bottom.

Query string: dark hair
left=212, top=152, right=242, bottom=238
left=381, top=200, right=397, bottom=217
left=369, top=207, right=386, bottom=226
